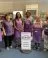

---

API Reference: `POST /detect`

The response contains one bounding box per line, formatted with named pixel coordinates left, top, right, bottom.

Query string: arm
left=2, top=27, right=6, bottom=36
left=22, top=19, right=24, bottom=31
left=13, top=20, right=19, bottom=31
left=0, top=20, right=6, bottom=36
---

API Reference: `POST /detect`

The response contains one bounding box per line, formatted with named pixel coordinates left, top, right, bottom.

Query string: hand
left=19, top=28, right=24, bottom=32
left=19, top=29, right=23, bottom=32
left=3, top=31, right=6, bottom=36
left=4, top=32, right=6, bottom=36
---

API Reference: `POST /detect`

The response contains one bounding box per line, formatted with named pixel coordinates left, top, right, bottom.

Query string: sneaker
left=37, top=47, right=40, bottom=50
left=34, top=46, right=38, bottom=50
left=6, top=47, right=10, bottom=50
left=18, top=45, right=21, bottom=47
left=10, top=46, right=13, bottom=49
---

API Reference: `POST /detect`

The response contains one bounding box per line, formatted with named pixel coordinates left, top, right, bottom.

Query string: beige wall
left=0, top=2, right=26, bottom=13
left=0, top=2, right=13, bottom=13
left=13, top=2, right=25, bottom=11
left=0, top=0, right=48, bottom=14
left=39, top=2, right=48, bottom=13
left=0, top=0, right=38, bottom=13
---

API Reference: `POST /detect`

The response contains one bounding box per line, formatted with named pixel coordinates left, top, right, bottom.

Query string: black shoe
left=18, top=45, right=21, bottom=47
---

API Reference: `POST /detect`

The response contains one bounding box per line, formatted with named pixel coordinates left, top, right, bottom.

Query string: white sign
left=21, top=32, right=32, bottom=50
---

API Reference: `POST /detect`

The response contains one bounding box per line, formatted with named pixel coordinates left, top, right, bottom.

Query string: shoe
left=10, top=46, right=13, bottom=49
left=34, top=46, right=38, bottom=50
left=6, top=47, right=10, bottom=50
left=18, top=45, right=21, bottom=47
left=37, top=47, right=40, bottom=50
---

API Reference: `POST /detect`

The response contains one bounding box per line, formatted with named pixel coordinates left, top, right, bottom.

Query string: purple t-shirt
left=3, top=20, right=14, bottom=36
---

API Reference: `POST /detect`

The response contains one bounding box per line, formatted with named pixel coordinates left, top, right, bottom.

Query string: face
left=6, top=15, right=10, bottom=21
left=26, top=12, right=31, bottom=18
left=16, top=12, right=21, bottom=18
left=46, top=19, right=48, bottom=23
left=36, top=16, right=40, bottom=22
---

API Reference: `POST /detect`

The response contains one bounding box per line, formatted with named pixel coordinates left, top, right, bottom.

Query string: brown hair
left=25, top=11, right=31, bottom=16
left=46, top=16, right=48, bottom=21
left=5, top=14, right=10, bottom=20
left=15, top=12, right=22, bottom=19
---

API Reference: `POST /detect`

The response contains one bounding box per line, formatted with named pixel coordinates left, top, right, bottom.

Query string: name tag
left=35, top=31, right=38, bottom=32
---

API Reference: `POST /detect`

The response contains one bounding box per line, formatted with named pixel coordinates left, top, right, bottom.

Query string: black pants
left=4, top=35, right=14, bottom=48
left=35, top=43, right=40, bottom=49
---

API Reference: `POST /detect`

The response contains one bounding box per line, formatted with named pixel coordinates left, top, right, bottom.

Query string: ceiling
left=0, top=0, right=48, bottom=3
left=0, top=0, right=38, bottom=2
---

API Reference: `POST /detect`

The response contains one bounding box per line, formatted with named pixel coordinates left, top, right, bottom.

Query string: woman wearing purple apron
left=24, top=11, right=33, bottom=34
left=3, top=14, right=14, bottom=50
left=14, top=12, right=24, bottom=48
left=33, top=16, right=43, bottom=49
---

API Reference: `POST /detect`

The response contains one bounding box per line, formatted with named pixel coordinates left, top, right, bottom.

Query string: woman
left=24, top=11, right=33, bottom=32
left=0, top=16, right=3, bottom=52
left=43, top=17, right=48, bottom=51
left=33, top=16, right=43, bottom=50
left=24, top=11, right=33, bottom=49
left=3, top=14, right=14, bottom=50
left=14, top=12, right=24, bottom=48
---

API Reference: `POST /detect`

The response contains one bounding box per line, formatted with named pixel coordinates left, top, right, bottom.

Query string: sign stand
left=20, top=32, right=32, bottom=54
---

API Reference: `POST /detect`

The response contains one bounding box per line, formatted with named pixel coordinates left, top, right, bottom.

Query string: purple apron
left=14, top=19, right=23, bottom=39
left=33, top=21, right=42, bottom=43
left=24, top=19, right=32, bottom=32
left=33, top=27, right=42, bottom=43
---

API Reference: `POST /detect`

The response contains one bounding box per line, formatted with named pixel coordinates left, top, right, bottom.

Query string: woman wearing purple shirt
left=24, top=11, right=33, bottom=32
left=3, top=14, right=14, bottom=50
left=14, top=12, right=24, bottom=48
left=33, top=16, right=43, bottom=50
